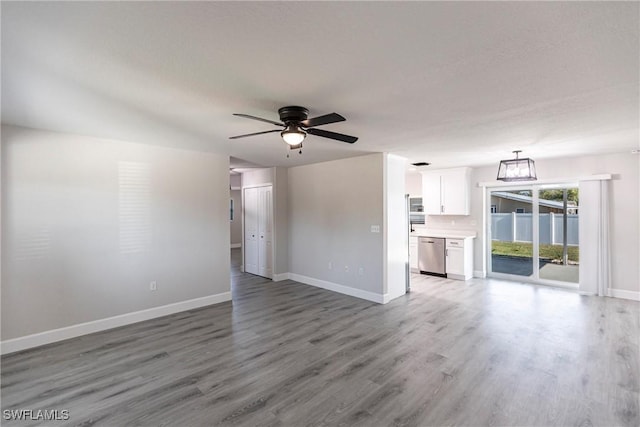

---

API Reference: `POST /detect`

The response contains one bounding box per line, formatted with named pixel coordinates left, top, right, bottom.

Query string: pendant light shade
left=281, top=125, right=306, bottom=145
left=496, top=150, right=537, bottom=181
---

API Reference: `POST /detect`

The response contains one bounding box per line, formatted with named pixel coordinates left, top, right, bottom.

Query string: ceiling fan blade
left=229, top=129, right=282, bottom=139
left=307, top=128, right=358, bottom=144
left=301, top=112, right=345, bottom=128
left=233, top=113, right=284, bottom=127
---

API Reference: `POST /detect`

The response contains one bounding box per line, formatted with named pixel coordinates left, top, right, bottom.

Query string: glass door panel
left=490, top=189, right=534, bottom=277
left=538, top=187, right=579, bottom=284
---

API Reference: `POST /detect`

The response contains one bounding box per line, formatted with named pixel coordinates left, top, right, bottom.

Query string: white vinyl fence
left=491, top=213, right=579, bottom=245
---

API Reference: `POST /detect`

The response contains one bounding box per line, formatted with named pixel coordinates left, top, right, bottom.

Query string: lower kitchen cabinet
left=409, top=236, right=419, bottom=272
left=446, top=238, right=473, bottom=280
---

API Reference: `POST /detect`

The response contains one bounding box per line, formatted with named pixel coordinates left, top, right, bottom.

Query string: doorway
left=488, top=184, right=579, bottom=287
left=243, top=185, right=273, bottom=279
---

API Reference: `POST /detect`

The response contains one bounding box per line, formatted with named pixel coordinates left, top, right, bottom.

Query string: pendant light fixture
left=496, top=150, right=537, bottom=181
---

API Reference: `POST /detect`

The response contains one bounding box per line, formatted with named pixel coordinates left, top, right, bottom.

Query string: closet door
left=243, top=187, right=259, bottom=275
left=258, top=186, right=273, bottom=278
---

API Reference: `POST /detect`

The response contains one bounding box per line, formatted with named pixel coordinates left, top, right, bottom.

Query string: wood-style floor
left=2, top=249, right=639, bottom=426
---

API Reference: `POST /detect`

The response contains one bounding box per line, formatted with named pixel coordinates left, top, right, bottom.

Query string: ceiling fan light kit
left=281, top=124, right=306, bottom=145
left=496, top=150, right=537, bottom=181
left=230, top=105, right=357, bottom=155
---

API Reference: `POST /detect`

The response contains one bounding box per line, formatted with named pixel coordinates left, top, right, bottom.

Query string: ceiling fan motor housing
left=278, top=106, right=308, bottom=124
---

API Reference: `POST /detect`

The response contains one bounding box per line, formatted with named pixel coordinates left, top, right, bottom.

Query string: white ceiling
left=2, top=2, right=638, bottom=169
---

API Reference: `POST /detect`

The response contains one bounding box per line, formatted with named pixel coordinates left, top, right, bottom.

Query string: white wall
left=384, top=154, right=408, bottom=301
left=230, top=174, right=242, bottom=189
left=242, top=168, right=274, bottom=188
left=426, top=152, right=639, bottom=294
left=1, top=125, right=231, bottom=341
left=274, top=167, right=289, bottom=276
left=230, top=189, right=242, bottom=246
left=406, top=171, right=422, bottom=197
left=288, top=154, right=385, bottom=299
left=230, top=174, right=242, bottom=246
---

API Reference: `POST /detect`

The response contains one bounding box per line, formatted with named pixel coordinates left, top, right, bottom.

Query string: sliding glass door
left=488, top=184, right=579, bottom=287
left=538, top=187, right=579, bottom=284
left=489, top=189, right=533, bottom=277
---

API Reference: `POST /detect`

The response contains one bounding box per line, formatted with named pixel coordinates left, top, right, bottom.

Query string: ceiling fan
left=229, top=106, right=358, bottom=152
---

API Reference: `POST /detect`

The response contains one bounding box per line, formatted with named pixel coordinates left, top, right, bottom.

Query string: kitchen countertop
left=410, top=229, right=477, bottom=239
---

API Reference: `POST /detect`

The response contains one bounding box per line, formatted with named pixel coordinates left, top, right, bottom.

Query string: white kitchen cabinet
left=421, top=167, right=471, bottom=215
left=446, top=238, right=473, bottom=280
left=422, top=174, right=442, bottom=215
left=409, top=236, right=419, bottom=272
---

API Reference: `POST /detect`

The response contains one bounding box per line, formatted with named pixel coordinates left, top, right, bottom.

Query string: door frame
left=485, top=181, right=579, bottom=289
left=241, top=183, right=275, bottom=279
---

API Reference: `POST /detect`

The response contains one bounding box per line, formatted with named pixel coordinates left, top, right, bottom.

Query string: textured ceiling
left=2, top=2, right=638, bottom=168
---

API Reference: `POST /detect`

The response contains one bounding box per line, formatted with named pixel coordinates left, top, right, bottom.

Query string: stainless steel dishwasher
left=418, top=237, right=446, bottom=277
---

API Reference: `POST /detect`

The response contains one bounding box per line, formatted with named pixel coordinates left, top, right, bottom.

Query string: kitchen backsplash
left=418, top=215, right=478, bottom=232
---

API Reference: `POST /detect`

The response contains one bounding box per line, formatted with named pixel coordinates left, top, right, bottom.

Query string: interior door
left=243, top=187, right=258, bottom=275
left=258, top=186, right=273, bottom=278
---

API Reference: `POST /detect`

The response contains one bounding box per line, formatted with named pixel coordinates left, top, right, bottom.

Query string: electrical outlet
left=358, top=267, right=364, bottom=276
left=328, top=261, right=332, bottom=270
left=150, top=281, right=157, bottom=291
left=344, top=265, right=349, bottom=273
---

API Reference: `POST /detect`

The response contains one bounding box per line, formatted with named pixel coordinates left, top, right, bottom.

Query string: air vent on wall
left=411, top=162, right=430, bottom=166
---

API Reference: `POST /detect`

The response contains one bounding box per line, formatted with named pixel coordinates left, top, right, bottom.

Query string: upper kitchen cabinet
left=421, top=167, right=471, bottom=215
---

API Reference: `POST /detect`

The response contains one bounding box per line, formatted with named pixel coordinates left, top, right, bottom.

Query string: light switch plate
left=370, top=225, right=380, bottom=233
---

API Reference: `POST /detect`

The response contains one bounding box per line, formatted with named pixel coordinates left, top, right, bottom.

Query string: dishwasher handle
left=419, top=238, right=436, bottom=244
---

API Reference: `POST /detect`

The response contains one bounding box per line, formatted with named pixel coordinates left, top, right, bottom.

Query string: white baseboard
left=230, top=243, right=241, bottom=249
left=447, top=273, right=469, bottom=281
left=1, top=292, right=232, bottom=355
left=272, top=273, right=290, bottom=282
left=608, top=288, right=640, bottom=301
left=289, top=273, right=385, bottom=304
left=382, top=289, right=406, bottom=304
left=473, top=270, right=486, bottom=278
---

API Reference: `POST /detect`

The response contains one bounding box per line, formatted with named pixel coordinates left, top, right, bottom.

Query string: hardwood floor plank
left=2, top=249, right=639, bottom=426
